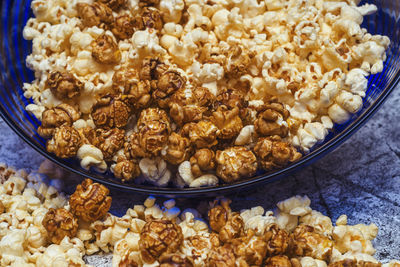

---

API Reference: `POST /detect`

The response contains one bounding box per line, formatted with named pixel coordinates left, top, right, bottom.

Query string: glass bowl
left=0, top=0, right=398, bottom=196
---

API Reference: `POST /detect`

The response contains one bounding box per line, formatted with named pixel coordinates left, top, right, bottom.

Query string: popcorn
left=139, top=157, right=172, bottom=187
left=76, top=144, right=108, bottom=173
left=0, top=164, right=398, bottom=266
left=22, top=0, right=390, bottom=182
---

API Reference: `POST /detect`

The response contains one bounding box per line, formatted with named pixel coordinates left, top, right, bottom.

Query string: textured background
left=0, top=87, right=399, bottom=265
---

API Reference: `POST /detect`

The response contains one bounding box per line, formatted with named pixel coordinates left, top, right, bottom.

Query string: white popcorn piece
left=77, top=144, right=108, bottom=173
left=235, top=125, right=256, bottom=146
left=139, top=158, right=172, bottom=187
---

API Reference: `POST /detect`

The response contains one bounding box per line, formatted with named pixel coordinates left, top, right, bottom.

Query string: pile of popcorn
left=22, top=0, right=390, bottom=186
left=0, top=163, right=399, bottom=267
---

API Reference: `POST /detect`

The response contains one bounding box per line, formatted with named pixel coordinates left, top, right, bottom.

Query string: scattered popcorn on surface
left=22, top=0, right=390, bottom=186
left=0, top=163, right=399, bottom=266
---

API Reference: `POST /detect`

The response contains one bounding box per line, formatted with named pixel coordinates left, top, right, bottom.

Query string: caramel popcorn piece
left=69, top=178, right=112, bottom=222
left=231, top=230, right=268, bottom=266
left=91, top=128, right=125, bottom=160
left=91, top=95, right=131, bottom=129
left=208, top=199, right=231, bottom=233
left=140, top=57, right=168, bottom=81
left=112, top=68, right=151, bottom=109
left=136, top=7, right=163, bottom=31
left=216, top=146, right=257, bottom=182
left=76, top=2, right=113, bottom=28
left=290, top=224, right=334, bottom=261
left=169, top=87, right=215, bottom=126
left=263, top=224, right=290, bottom=256
left=46, top=125, right=81, bottom=158
left=224, top=46, right=254, bottom=78
left=139, top=219, right=184, bottom=263
left=112, top=14, right=136, bottom=40
left=211, top=106, right=243, bottom=140
left=47, top=71, right=83, bottom=99
left=0, top=200, right=5, bottom=214
left=182, top=121, right=218, bottom=149
left=163, top=132, right=191, bottom=165
left=137, top=108, right=171, bottom=156
left=207, top=245, right=236, bottom=267
left=91, top=34, right=121, bottom=64
left=124, top=132, right=150, bottom=160
left=219, top=212, right=244, bottom=243
left=113, top=159, right=141, bottom=182
left=159, top=254, right=194, bottom=267
left=254, top=136, right=302, bottom=171
left=154, top=70, right=186, bottom=108
left=329, top=259, right=382, bottom=267
left=254, top=102, right=290, bottom=138
left=265, top=255, right=295, bottom=267
left=38, top=104, right=80, bottom=138
left=98, top=0, right=126, bottom=10
left=215, top=89, right=247, bottom=111
left=139, top=0, right=160, bottom=6
left=42, top=208, right=78, bottom=244
left=190, top=148, right=216, bottom=177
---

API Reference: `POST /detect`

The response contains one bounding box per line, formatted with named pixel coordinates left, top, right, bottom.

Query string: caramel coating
left=215, top=146, right=257, bottom=182
left=211, top=106, right=243, bottom=140
left=136, top=7, right=163, bottom=31
left=169, top=87, right=214, bottom=126
left=224, top=46, right=254, bottom=78
left=113, top=159, right=141, bottom=182
left=254, top=103, right=290, bottom=137
left=163, top=132, right=191, bottom=165
left=254, top=136, right=301, bottom=171
left=119, top=257, right=139, bottom=267
left=139, top=0, right=160, bottom=6
left=137, top=108, right=171, bottom=156
left=208, top=200, right=230, bottom=233
left=263, top=224, right=291, bottom=256
left=47, top=71, right=83, bottom=99
left=265, top=255, right=293, bottom=267
left=46, top=126, right=81, bottom=158
left=159, top=254, right=194, bottom=267
left=112, top=14, right=136, bottom=40
left=139, top=219, right=184, bottom=263
left=42, top=208, right=78, bottom=244
left=182, top=121, right=218, bottom=149
left=290, top=224, right=334, bottom=261
left=91, top=34, right=121, bottom=64
left=190, top=148, right=216, bottom=177
left=76, top=2, right=113, bottom=28
left=91, top=96, right=131, bottom=129
left=140, top=57, right=168, bottom=81
left=38, top=104, right=80, bottom=138
left=219, top=212, right=244, bottom=243
left=69, top=179, right=112, bottom=222
left=328, top=260, right=382, bottom=267
left=124, top=132, right=150, bottom=160
left=207, top=245, right=236, bottom=267
left=154, top=71, right=186, bottom=108
left=98, top=0, right=126, bottom=10
left=0, top=200, right=5, bottom=214
left=231, top=230, right=268, bottom=266
left=112, top=68, right=152, bottom=109
left=92, top=128, right=125, bottom=160
left=215, top=89, right=247, bottom=111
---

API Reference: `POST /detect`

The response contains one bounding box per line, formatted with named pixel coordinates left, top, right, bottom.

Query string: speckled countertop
left=0, top=87, right=399, bottom=265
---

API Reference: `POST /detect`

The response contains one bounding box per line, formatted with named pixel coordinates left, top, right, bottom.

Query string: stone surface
left=0, top=88, right=399, bottom=264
